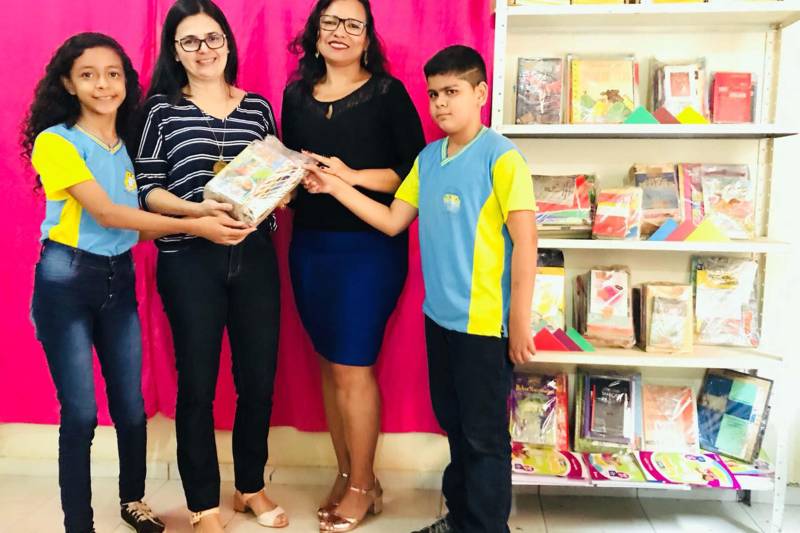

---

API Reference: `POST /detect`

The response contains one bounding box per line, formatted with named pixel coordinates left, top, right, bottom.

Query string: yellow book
left=570, top=56, right=638, bottom=124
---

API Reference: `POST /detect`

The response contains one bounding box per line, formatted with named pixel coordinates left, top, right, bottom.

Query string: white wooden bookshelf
left=512, top=472, right=774, bottom=491
left=493, top=2, right=798, bottom=531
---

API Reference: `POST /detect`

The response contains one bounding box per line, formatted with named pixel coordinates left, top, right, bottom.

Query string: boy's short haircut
left=424, top=45, right=487, bottom=87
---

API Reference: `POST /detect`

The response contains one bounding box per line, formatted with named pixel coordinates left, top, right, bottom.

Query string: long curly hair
left=21, top=32, right=142, bottom=162
left=147, top=0, right=238, bottom=102
left=289, top=0, right=389, bottom=90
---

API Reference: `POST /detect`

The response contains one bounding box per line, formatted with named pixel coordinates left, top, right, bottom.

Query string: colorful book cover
left=569, top=56, right=638, bottom=124
left=711, top=72, right=753, bottom=124
left=652, top=61, right=707, bottom=118
left=693, top=256, right=760, bottom=347
left=587, top=269, right=635, bottom=343
left=516, top=58, right=564, bottom=125
left=630, top=164, right=681, bottom=235
left=511, top=444, right=586, bottom=479
left=642, top=385, right=699, bottom=451
left=697, top=369, right=772, bottom=463
left=592, top=188, right=643, bottom=240
left=532, top=266, right=567, bottom=332
left=639, top=283, right=693, bottom=353
left=700, top=164, right=754, bottom=239
left=585, top=453, right=648, bottom=483
left=638, top=451, right=741, bottom=489
left=678, top=163, right=705, bottom=226
left=509, top=373, right=569, bottom=450
left=533, top=174, right=595, bottom=228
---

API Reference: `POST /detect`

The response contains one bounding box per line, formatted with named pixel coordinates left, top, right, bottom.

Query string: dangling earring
left=315, top=49, right=320, bottom=59
left=363, top=50, right=368, bottom=66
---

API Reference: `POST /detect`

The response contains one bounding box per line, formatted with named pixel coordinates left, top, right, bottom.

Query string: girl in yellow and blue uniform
left=22, top=32, right=252, bottom=533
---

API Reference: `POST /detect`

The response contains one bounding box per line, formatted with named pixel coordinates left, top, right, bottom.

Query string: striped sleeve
left=134, top=97, right=169, bottom=211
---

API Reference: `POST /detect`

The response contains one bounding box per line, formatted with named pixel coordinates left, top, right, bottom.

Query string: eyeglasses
left=319, top=14, right=366, bottom=36
left=175, top=32, right=226, bottom=52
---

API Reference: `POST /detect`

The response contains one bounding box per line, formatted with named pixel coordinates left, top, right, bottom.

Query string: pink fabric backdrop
left=0, top=0, right=494, bottom=433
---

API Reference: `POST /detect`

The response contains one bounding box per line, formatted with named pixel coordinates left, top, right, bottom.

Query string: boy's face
left=426, top=73, right=488, bottom=135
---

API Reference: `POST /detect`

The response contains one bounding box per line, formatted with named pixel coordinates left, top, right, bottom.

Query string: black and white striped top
left=134, top=93, right=278, bottom=252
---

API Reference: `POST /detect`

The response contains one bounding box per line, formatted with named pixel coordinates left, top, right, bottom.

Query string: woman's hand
left=195, top=198, right=234, bottom=218
left=302, top=151, right=360, bottom=186
left=302, top=164, right=345, bottom=195
left=189, top=214, right=255, bottom=245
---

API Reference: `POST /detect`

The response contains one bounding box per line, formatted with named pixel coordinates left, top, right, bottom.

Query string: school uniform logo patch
left=124, top=171, right=137, bottom=192
left=443, top=193, right=461, bottom=213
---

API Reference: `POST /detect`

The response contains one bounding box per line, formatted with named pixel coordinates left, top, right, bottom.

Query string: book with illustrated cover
left=533, top=174, right=595, bottom=230
left=574, top=369, right=642, bottom=453
left=592, top=187, right=643, bottom=240
left=677, top=163, right=705, bottom=226
left=711, top=72, right=753, bottom=124
left=638, top=451, right=740, bottom=489
left=642, top=385, right=699, bottom=451
left=638, top=283, right=693, bottom=353
left=629, top=164, right=681, bottom=235
left=652, top=59, right=707, bottom=118
left=531, top=250, right=567, bottom=332
left=585, top=453, right=648, bottom=483
left=697, top=369, right=772, bottom=463
left=700, top=164, right=754, bottom=239
left=574, top=267, right=636, bottom=348
left=509, top=372, right=569, bottom=450
left=692, top=256, right=760, bottom=347
left=511, top=444, right=586, bottom=479
left=516, top=58, right=564, bottom=125
left=204, top=135, right=311, bottom=226
left=569, top=55, right=638, bottom=124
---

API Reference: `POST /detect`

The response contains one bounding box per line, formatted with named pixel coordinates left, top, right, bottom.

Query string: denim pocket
left=35, top=252, right=79, bottom=285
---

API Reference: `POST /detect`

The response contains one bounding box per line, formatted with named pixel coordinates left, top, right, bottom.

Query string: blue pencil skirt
left=289, top=229, right=408, bottom=366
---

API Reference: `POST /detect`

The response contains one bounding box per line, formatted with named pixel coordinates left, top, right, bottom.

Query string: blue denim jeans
left=31, top=240, right=147, bottom=533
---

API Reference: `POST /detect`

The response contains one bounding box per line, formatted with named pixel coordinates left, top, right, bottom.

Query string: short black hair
left=423, top=45, right=487, bottom=87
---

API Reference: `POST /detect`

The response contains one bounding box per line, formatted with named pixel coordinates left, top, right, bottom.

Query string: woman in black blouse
left=282, top=0, right=425, bottom=530
left=135, top=1, right=287, bottom=531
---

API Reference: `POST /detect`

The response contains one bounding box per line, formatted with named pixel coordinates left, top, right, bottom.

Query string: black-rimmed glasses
left=175, top=32, right=226, bottom=52
left=319, top=14, right=366, bottom=36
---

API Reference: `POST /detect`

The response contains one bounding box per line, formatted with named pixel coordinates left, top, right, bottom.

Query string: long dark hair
left=147, top=0, right=238, bottom=102
left=21, top=32, right=142, bottom=161
left=290, top=0, right=388, bottom=89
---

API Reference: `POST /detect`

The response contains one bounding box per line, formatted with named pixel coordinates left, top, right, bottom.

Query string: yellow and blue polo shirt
left=395, top=127, right=535, bottom=337
left=31, top=124, right=139, bottom=256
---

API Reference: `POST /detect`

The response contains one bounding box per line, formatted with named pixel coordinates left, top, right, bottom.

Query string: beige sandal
left=234, top=489, right=289, bottom=528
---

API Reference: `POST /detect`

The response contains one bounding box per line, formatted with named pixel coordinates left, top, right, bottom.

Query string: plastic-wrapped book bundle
left=203, top=135, right=312, bottom=226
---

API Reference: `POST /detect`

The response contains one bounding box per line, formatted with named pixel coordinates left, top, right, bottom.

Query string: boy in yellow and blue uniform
left=303, top=45, right=538, bottom=533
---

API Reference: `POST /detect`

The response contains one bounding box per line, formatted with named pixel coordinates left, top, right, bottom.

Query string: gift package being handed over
left=203, top=135, right=313, bottom=226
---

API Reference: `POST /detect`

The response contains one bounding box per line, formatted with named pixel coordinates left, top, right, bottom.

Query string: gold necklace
left=201, top=113, right=228, bottom=174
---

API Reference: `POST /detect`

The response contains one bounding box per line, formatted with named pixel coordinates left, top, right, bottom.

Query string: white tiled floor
left=1, top=475, right=796, bottom=532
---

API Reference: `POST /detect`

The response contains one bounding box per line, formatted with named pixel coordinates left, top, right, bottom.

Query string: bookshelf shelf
left=512, top=472, right=774, bottom=491
left=496, top=123, right=798, bottom=139
left=537, top=237, right=789, bottom=254
left=515, top=345, right=783, bottom=373
left=506, top=3, right=800, bottom=30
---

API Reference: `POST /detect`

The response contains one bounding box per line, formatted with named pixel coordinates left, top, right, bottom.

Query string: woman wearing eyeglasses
left=134, top=1, right=287, bottom=531
left=282, top=1, right=425, bottom=531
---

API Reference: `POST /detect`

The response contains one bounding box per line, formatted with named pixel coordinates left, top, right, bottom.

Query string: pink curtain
left=0, top=0, right=494, bottom=433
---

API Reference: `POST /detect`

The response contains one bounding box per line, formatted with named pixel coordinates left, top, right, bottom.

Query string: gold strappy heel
left=319, top=479, right=382, bottom=532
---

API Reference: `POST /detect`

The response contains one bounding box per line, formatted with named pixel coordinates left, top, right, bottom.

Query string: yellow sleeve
left=31, top=132, right=95, bottom=200
left=492, top=149, right=536, bottom=221
left=394, top=157, right=420, bottom=208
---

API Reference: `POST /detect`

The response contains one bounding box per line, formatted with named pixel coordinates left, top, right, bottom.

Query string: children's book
left=711, top=72, right=753, bottom=124
left=697, top=369, right=772, bottom=463
left=511, top=444, right=587, bottom=479
left=509, top=372, right=569, bottom=450
left=638, top=451, right=741, bottom=489
left=569, top=55, right=638, bottom=124
left=639, top=283, right=693, bottom=353
left=692, top=256, right=760, bottom=347
left=592, top=188, right=643, bottom=240
left=700, top=164, right=754, bottom=239
left=642, top=385, right=699, bottom=451
left=575, top=368, right=642, bottom=453
left=531, top=252, right=567, bottom=332
left=516, top=58, right=564, bottom=125
left=575, top=267, right=636, bottom=348
left=533, top=174, right=596, bottom=230
left=585, top=453, right=649, bottom=483
left=629, top=164, right=681, bottom=235
left=652, top=59, right=707, bottom=118
left=677, top=163, right=705, bottom=226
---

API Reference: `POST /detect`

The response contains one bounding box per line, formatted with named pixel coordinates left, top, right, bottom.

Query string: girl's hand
left=190, top=215, right=255, bottom=245
left=508, top=319, right=536, bottom=365
left=302, top=164, right=344, bottom=195
left=196, top=199, right=234, bottom=218
left=302, top=151, right=359, bottom=186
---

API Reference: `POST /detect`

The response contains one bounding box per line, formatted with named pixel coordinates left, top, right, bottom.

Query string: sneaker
left=412, top=514, right=455, bottom=533
left=121, top=501, right=166, bottom=533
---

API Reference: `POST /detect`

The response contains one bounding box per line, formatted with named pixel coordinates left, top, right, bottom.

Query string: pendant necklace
left=202, top=113, right=229, bottom=174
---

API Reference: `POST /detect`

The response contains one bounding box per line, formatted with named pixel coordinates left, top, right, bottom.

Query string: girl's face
left=317, top=0, right=369, bottom=69
left=174, top=13, right=229, bottom=83
left=62, top=47, right=126, bottom=118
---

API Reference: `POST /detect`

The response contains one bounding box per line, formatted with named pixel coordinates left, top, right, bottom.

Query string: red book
left=711, top=72, right=752, bottom=124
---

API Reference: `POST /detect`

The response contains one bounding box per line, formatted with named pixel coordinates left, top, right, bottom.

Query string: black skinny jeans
left=156, top=231, right=280, bottom=512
